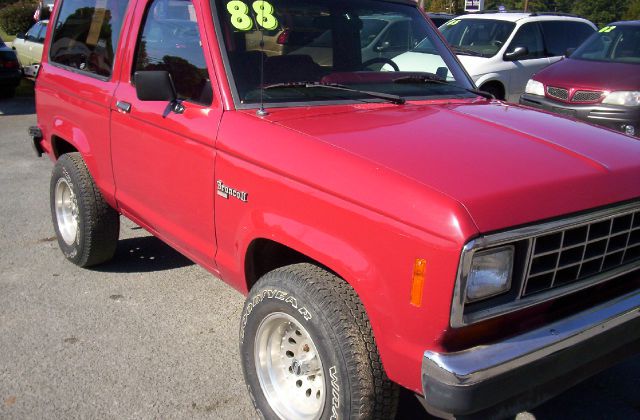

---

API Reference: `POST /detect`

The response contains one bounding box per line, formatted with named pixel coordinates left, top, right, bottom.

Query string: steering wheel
left=491, top=40, right=503, bottom=47
left=361, top=57, right=399, bottom=71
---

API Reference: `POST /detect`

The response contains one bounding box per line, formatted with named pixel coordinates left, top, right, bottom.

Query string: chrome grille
left=547, top=86, right=569, bottom=101
left=572, top=90, right=603, bottom=103
left=524, top=209, right=640, bottom=296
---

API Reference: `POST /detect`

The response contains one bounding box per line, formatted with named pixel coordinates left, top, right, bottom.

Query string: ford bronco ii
left=31, top=0, right=640, bottom=417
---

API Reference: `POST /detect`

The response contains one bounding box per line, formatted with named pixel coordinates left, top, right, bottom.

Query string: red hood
left=534, top=58, right=640, bottom=92
left=263, top=101, right=640, bottom=233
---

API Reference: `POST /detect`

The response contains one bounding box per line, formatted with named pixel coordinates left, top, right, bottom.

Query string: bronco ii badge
left=217, top=180, right=248, bottom=202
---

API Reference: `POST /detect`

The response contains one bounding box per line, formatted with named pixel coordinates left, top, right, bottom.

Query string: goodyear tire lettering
left=240, top=288, right=312, bottom=342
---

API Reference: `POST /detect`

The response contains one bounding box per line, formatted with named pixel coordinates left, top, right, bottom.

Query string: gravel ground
left=0, top=89, right=638, bottom=420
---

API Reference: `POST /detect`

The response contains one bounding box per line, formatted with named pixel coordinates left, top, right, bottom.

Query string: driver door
left=110, top=0, right=222, bottom=267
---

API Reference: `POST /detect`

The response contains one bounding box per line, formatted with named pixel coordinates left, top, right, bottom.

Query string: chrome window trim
left=451, top=200, right=640, bottom=328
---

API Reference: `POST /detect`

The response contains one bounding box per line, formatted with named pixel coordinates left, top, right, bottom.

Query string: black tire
left=240, top=263, right=399, bottom=420
left=479, top=82, right=505, bottom=100
left=50, top=152, right=120, bottom=267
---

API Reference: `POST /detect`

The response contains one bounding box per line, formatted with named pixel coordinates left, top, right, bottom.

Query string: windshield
left=214, top=0, right=473, bottom=106
left=572, top=25, right=640, bottom=64
left=440, top=18, right=515, bottom=58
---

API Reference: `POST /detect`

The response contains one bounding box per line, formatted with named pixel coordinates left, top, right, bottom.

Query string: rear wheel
left=240, top=263, right=399, bottom=420
left=50, top=153, right=120, bottom=267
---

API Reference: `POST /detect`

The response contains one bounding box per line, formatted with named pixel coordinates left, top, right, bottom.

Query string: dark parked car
left=0, top=37, right=21, bottom=98
left=521, top=20, right=640, bottom=137
left=427, top=12, right=456, bottom=27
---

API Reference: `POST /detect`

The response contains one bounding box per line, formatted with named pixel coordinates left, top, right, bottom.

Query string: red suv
left=520, top=21, right=640, bottom=137
left=31, top=0, right=640, bottom=417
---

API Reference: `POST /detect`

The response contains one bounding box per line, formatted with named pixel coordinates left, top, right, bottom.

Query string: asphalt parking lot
left=1, top=86, right=639, bottom=419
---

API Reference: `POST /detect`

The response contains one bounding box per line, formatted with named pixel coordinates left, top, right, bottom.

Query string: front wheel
left=240, top=263, right=399, bottom=420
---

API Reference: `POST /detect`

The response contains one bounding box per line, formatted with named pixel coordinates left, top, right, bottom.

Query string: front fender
left=213, top=150, right=473, bottom=394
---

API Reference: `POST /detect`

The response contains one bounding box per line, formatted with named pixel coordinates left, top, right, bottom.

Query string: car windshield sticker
left=445, top=19, right=461, bottom=26
left=599, top=26, right=616, bottom=33
left=86, top=0, right=108, bottom=46
left=227, top=0, right=278, bottom=31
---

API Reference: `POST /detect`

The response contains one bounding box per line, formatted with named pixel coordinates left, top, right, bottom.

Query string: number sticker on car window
left=445, top=19, right=460, bottom=26
left=227, top=0, right=253, bottom=31
left=227, top=0, right=278, bottom=31
left=599, top=26, right=616, bottom=33
left=253, top=1, right=278, bottom=30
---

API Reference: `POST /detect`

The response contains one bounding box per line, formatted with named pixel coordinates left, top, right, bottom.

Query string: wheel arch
left=240, top=227, right=375, bottom=302
left=48, top=117, right=91, bottom=159
left=51, top=135, right=79, bottom=158
left=47, top=123, right=117, bottom=208
left=244, top=238, right=339, bottom=291
left=477, top=77, right=507, bottom=100
left=237, top=228, right=404, bottom=388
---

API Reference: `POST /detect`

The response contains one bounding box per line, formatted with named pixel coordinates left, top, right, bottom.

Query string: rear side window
left=540, top=21, right=595, bottom=57
left=132, top=0, right=212, bottom=105
left=50, top=0, right=129, bottom=77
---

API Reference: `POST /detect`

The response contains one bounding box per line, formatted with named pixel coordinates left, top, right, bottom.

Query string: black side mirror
left=15, top=32, right=25, bottom=40
left=504, top=46, right=529, bottom=61
left=134, top=70, right=177, bottom=102
left=565, top=48, right=576, bottom=58
left=134, top=71, right=185, bottom=117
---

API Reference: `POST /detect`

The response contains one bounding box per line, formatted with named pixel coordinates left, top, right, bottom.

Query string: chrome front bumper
left=421, top=289, right=640, bottom=418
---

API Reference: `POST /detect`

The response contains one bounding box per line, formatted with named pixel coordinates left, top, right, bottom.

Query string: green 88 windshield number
left=227, top=0, right=279, bottom=31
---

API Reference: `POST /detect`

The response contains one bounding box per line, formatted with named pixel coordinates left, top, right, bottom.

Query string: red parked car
left=521, top=21, right=640, bottom=137
left=31, top=0, right=640, bottom=418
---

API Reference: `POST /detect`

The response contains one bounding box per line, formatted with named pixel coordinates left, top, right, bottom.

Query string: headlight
left=602, top=91, right=640, bottom=106
left=525, top=79, right=545, bottom=96
left=465, top=246, right=514, bottom=302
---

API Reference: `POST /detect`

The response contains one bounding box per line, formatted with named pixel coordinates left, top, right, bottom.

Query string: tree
left=0, top=1, right=38, bottom=35
left=427, top=0, right=459, bottom=12
left=550, top=0, right=575, bottom=12
left=572, top=0, right=630, bottom=26
left=623, top=0, right=640, bottom=19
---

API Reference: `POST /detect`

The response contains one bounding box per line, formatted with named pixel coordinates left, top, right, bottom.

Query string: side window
left=508, top=23, right=544, bottom=59
left=25, top=24, right=41, bottom=42
left=50, top=0, right=129, bottom=77
left=133, top=0, right=212, bottom=105
left=540, top=21, right=595, bottom=57
left=36, top=23, right=48, bottom=43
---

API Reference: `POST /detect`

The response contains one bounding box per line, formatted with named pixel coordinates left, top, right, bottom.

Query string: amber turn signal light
left=410, top=258, right=426, bottom=307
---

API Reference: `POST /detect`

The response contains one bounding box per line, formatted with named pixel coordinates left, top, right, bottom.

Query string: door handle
left=116, top=100, right=131, bottom=114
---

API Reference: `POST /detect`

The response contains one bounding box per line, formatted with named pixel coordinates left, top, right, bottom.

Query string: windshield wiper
left=450, top=46, right=485, bottom=57
left=263, top=81, right=406, bottom=105
left=393, top=75, right=495, bottom=100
